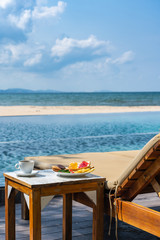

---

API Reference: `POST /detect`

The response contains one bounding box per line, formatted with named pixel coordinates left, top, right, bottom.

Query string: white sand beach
left=1, top=105, right=160, bottom=116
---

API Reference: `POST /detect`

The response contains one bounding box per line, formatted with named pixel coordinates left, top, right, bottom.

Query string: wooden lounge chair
left=25, top=133, right=160, bottom=238
left=73, top=133, right=160, bottom=238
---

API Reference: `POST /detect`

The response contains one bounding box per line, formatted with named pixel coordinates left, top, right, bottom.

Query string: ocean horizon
left=1, top=92, right=160, bottom=106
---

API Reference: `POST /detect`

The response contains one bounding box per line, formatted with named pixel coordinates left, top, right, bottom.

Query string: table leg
left=93, top=183, right=104, bottom=240
left=5, top=180, right=16, bottom=240
left=63, top=193, right=72, bottom=240
left=21, top=193, right=29, bottom=220
left=29, top=189, right=41, bottom=240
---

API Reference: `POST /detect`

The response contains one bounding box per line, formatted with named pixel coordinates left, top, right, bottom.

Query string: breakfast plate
left=53, top=160, right=95, bottom=177
left=15, top=170, right=38, bottom=177
left=56, top=172, right=90, bottom=177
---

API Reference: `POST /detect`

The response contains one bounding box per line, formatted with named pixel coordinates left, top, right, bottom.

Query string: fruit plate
left=56, top=172, right=90, bottom=177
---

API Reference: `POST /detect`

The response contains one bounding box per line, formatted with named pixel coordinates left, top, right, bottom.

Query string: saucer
left=15, top=170, right=38, bottom=177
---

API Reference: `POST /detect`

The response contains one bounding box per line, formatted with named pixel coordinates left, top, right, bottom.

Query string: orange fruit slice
left=69, top=162, right=79, bottom=170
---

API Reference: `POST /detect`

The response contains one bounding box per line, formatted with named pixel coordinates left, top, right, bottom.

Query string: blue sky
left=0, top=0, right=160, bottom=92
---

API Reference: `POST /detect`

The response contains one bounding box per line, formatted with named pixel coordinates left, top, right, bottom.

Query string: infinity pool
left=0, top=112, right=160, bottom=185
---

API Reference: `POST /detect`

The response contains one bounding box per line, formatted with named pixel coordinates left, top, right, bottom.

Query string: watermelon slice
left=78, top=161, right=90, bottom=169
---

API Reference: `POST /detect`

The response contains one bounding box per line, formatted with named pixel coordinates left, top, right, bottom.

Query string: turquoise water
left=0, top=112, right=160, bottom=185
left=1, top=92, right=160, bottom=106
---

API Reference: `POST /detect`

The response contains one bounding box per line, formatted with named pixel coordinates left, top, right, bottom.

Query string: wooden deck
left=0, top=194, right=159, bottom=240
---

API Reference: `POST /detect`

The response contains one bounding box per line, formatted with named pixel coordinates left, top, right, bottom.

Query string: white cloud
left=0, top=34, right=112, bottom=73
left=0, top=43, right=27, bottom=64
left=0, top=0, right=13, bottom=9
left=8, top=10, right=31, bottom=30
left=24, top=53, right=42, bottom=66
left=0, top=43, right=40, bottom=62
left=0, top=35, right=112, bottom=73
left=113, top=51, right=135, bottom=64
left=0, top=42, right=45, bottom=69
left=32, top=1, right=66, bottom=19
left=4, top=44, right=28, bottom=60
left=51, top=35, right=111, bottom=58
left=7, top=1, right=66, bottom=30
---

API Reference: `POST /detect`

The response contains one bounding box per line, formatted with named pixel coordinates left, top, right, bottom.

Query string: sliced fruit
left=78, top=161, right=90, bottom=169
left=85, top=168, right=95, bottom=173
left=74, top=167, right=94, bottom=173
left=74, top=168, right=89, bottom=173
left=69, top=162, right=79, bottom=170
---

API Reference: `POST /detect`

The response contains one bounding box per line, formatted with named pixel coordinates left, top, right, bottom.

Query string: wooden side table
left=4, top=170, right=105, bottom=240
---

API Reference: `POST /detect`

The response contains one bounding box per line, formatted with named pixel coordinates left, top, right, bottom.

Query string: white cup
left=15, top=160, right=34, bottom=174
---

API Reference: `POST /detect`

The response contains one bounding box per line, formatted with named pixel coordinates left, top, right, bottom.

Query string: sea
left=1, top=92, right=160, bottom=106
left=0, top=92, right=160, bottom=185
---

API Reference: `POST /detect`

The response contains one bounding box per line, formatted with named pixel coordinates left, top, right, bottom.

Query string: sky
left=0, top=0, right=160, bottom=92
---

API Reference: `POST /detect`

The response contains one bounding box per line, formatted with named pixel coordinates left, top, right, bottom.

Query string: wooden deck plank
left=0, top=195, right=160, bottom=240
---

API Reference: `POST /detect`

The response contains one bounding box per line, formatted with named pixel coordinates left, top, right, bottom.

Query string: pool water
left=0, top=112, right=160, bottom=185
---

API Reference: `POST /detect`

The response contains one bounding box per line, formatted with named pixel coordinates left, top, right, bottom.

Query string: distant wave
left=0, top=132, right=158, bottom=144
left=48, top=132, right=158, bottom=141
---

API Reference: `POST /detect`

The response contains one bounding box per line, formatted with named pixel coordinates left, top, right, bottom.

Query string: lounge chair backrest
left=117, top=133, right=160, bottom=187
